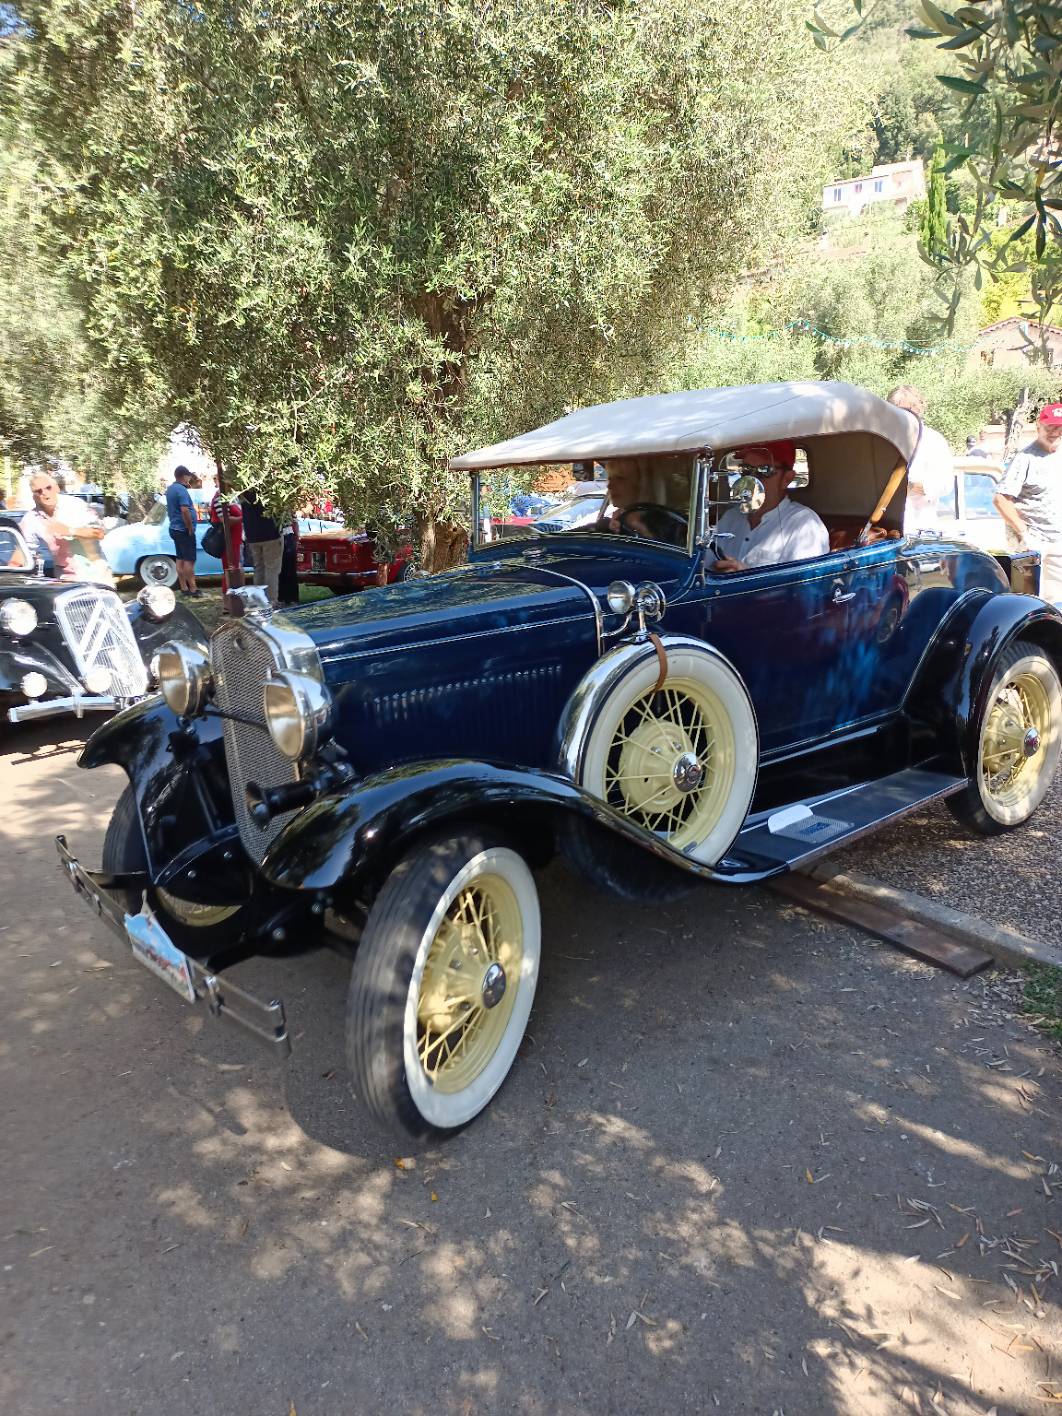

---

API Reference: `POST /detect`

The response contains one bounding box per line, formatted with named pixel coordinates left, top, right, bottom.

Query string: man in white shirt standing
left=709, top=440, right=829, bottom=572
left=887, top=385, right=954, bottom=536
left=19, top=471, right=109, bottom=581
left=994, top=402, right=1062, bottom=604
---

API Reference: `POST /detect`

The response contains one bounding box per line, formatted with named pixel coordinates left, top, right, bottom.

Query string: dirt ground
left=1, top=720, right=1060, bottom=1416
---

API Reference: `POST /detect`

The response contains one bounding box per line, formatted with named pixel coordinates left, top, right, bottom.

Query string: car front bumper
left=7, top=693, right=118, bottom=723
left=55, top=834, right=291, bottom=1056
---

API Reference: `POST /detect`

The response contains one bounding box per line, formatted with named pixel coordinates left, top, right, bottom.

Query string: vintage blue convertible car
left=56, top=381, right=1062, bottom=1142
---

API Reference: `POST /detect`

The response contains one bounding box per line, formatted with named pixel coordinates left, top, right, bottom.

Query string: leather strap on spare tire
left=648, top=632, right=668, bottom=691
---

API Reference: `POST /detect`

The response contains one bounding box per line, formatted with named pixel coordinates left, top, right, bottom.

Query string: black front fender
left=259, top=759, right=747, bottom=895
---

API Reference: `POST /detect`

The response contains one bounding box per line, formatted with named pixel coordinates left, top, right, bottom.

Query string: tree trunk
left=417, top=511, right=468, bottom=573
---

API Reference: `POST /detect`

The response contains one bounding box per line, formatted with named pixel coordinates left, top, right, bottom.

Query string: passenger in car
left=708, top=440, right=829, bottom=572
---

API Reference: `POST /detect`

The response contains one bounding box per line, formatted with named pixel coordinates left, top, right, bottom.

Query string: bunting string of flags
left=701, top=318, right=974, bottom=357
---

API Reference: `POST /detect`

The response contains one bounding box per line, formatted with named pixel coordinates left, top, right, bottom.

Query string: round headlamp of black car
left=263, top=670, right=332, bottom=762
left=156, top=641, right=213, bottom=718
left=0, top=598, right=38, bottom=637
left=136, top=584, right=176, bottom=622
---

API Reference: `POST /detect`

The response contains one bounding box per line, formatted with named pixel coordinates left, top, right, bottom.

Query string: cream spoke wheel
left=155, top=889, right=239, bottom=929
left=572, top=639, right=758, bottom=868
left=954, top=644, right=1062, bottom=832
left=601, top=676, right=735, bottom=853
left=415, top=877, right=524, bottom=1095
left=347, top=835, right=541, bottom=1140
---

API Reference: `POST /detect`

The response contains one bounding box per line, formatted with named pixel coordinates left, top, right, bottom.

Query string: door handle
left=831, top=583, right=855, bottom=604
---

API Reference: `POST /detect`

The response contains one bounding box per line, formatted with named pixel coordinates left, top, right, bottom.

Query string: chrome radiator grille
left=211, top=621, right=299, bottom=863
left=55, top=587, right=148, bottom=699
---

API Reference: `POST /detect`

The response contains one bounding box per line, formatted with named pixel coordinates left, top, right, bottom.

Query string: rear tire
left=137, top=554, right=178, bottom=589
left=947, top=641, right=1061, bottom=835
left=346, top=829, right=540, bottom=1143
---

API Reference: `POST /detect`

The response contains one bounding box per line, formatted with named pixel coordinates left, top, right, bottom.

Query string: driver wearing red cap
left=710, top=439, right=829, bottom=573
left=995, top=404, right=1062, bottom=603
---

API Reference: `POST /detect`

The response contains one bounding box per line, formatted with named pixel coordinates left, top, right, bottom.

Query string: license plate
left=124, top=910, right=196, bottom=1003
left=311, top=551, right=326, bottom=571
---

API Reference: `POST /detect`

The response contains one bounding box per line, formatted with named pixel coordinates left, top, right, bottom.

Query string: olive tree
left=6, top=0, right=863, bottom=563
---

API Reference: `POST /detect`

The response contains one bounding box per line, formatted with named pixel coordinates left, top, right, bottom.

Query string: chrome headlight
left=137, top=584, right=176, bottom=622
left=606, top=580, right=636, bottom=614
left=0, top=599, right=38, bottom=637
left=156, top=641, right=213, bottom=718
left=263, top=670, right=332, bottom=761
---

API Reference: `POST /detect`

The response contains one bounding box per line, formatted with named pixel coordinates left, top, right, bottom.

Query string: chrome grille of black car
left=55, top=587, right=148, bottom=699
left=211, top=621, right=298, bottom=863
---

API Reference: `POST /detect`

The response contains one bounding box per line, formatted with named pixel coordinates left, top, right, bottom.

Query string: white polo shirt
left=709, top=497, right=829, bottom=568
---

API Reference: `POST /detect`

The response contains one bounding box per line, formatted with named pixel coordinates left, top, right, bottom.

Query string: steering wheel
left=617, top=503, right=689, bottom=544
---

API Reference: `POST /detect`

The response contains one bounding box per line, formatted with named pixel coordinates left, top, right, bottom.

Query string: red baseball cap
left=735, top=439, right=797, bottom=469
left=1039, top=403, right=1062, bottom=425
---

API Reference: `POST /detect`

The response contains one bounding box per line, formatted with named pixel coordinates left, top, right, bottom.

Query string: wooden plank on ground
left=770, top=874, right=994, bottom=979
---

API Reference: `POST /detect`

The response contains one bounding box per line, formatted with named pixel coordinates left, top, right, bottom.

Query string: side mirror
left=731, top=474, right=766, bottom=515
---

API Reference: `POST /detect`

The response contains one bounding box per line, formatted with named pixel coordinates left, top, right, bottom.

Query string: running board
left=722, top=768, right=966, bottom=876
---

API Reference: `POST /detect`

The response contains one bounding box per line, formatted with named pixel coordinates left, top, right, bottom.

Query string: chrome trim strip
left=319, top=612, right=588, bottom=666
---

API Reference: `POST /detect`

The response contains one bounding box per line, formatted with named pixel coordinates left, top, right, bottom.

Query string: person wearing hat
left=708, top=440, right=829, bottom=573
left=994, top=403, right=1062, bottom=602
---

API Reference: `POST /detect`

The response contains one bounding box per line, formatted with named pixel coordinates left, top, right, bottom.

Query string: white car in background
left=934, top=459, right=1011, bottom=552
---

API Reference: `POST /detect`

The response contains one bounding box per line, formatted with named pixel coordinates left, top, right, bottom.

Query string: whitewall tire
left=949, top=641, right=1062, bottom=834
left=346, top=831, right=541, bottom=1141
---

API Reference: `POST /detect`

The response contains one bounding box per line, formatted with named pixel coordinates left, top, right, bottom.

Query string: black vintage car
left=1, top=525, right=206, bottom=725
left=55, top=381, right=1062, bottom=1144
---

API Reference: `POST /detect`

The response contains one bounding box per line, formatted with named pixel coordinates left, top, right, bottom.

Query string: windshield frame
left=471, top=458, right=702, bottom=558
left=0, top=526, right=34, bottom=573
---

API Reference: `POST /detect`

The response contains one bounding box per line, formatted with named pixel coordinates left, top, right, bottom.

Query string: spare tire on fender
left=558, top=635, right=759, bottom=868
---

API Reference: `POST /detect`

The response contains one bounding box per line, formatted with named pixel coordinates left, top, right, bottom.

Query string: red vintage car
left=295, top=527, right=413, bottom=592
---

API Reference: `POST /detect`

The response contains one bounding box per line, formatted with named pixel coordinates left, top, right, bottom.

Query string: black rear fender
left=905, top=591, right=1062, bottom=772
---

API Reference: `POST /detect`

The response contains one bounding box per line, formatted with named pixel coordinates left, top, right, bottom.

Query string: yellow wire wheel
left=155, top=890, right=240, bottom=929
left=975, top=646, right=1061, bottom=827
left=577, top=641, right=758, bottom=866
left=415, top=873, right=524, bottom=1095
left=345, top=834, right=541, bottom=1139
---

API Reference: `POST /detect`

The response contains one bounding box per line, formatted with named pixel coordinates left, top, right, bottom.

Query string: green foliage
left=822, top=0, right=1062, bottom=335
left=675, top=208, right=1059, bottom=446
left=2, top=0, right=866, bottom=561
left=0, top=132, right=165, bottom=489
left=1022, top=963, right=1062, bottom=1041
left=921, top=146, right=948, bottom=262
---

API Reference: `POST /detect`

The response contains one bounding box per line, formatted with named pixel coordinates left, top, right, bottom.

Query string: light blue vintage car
left=102, top=494, right=339, bottom=586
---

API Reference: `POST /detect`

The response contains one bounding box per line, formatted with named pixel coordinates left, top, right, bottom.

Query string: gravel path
left=2, top=721, right=1060, bottom=1416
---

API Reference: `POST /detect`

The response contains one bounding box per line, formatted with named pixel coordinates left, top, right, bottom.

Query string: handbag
left=201, top=522, right=225, bottom=559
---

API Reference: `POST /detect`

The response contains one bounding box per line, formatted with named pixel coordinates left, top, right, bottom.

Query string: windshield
left=964, top=473, right=999, bottom=517
left=475, top=454, right=695, bottom=551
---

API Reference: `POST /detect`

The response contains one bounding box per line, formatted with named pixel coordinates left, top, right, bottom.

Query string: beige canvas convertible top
left=449, top=381, right=920, bottom=471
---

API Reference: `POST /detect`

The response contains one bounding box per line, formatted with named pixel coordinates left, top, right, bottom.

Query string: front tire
left=948, top=641, right=1062, bottom=834
left=346, top=830, right=541, bottom=1143
left=137, top=554, right=179, bottom=588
